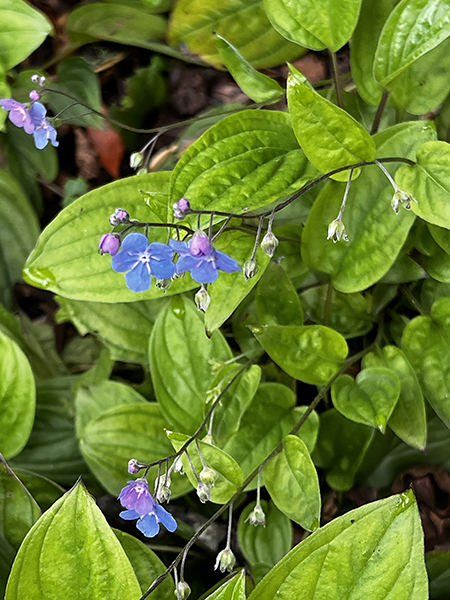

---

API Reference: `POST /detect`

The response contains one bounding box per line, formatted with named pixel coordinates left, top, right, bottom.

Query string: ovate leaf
left=0, top=330, right=35, bottom=459
left=0, top=0, right=52, bottom=70
left=264, top=435, right=320, bottom=531
left=202, top=570, right=246, bottom=600
left=170, top=110, right=317, bottom=217
left=251, top=324, right=348, bottom=385
left=287, top=65, right=375, bottom=177
left=247, top=490, right=427, bottom=600
left=396, top=141, right=450, bottom=229
left=256, top=260, right=303, bottom=327
left=5, top=482, right=141, bottom=600
left=375, top=0, right=450, bottom=86
left=264, top=0, right=362, bottom=51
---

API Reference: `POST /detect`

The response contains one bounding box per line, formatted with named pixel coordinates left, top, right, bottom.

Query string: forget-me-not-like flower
left=0, top=98, right=59, bottom=149
left=112, top=232, right=175, bottom=292
left=0, top=98, right=35, bottom=134
left=119, top=479, right=177, bottom=537
left=169, top=231, right=240, bottom=284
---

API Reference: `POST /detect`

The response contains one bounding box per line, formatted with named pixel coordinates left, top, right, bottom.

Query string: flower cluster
left=118, top=479, right=177, bottom=537
left=100, top=222, right=241, bottom=295
left=0, top=89, right=58, bottom=150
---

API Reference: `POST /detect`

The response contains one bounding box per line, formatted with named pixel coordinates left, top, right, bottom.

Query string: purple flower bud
left=128, top=459, right=141, bottom=474
left=190, top=232, right=211, bottom=257
left=109, top=208, right=130, bottom=226
left=29, top=90, right=40, bottom=101
left=99, top=233, right=120, bottom=256
left=31, top=74, right=40, bottom=83
left=173, top=198, right=191, bottom=220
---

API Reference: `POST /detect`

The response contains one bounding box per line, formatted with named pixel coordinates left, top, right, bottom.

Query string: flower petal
left=134, top=492, right=154, bottom=516
left=190, top=262, right=219, bottom=284
left=0, top=98, right=21, bottom=111
left=29, top=101, right=47, bottom=121
left=33, top=127, right=48, bottom=150
left=111, top=251, right=139, bottom=273
left=215, top=251, right=241, bottom=273
left=122, top=233, right=149, bottom=253
left=150, top=258, right=176, bottom=280
left=119, top=509, right=140, bottom=520
left=148, top=242, right=173, bottom=260
left=154, top=504, right=178, bottom=532
left=137, top=513, right=160, bottom=537
left=176, top=254, right=201, bottom=273
left=169, top=239, right=189, bottom=255
left=126, top=262, right=151, bottom=292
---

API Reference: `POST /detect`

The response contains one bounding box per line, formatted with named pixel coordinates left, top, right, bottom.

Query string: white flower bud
left=197, top=482, right=211, bottom=503
left=246, top=504, right=266, bottom=526
left=195, top=285, right=210, bottom=312
left=130, top=152, right=145, bottom=169
left=214, top=548, right=236, bottom=573
left=175, top=581, right=191, bottom=599
left=199, top=466, right=217, bottom=487
left=327, top=218, right=348, bottom=243
left=243, top=259, right=258, bottom=281
left=261, top=231, right=279, bottom=258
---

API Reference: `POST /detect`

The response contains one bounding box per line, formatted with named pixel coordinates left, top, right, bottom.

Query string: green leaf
left=264, top=0, right=362, bottom=51
left=251, top=324, right=348, bottom=385
left=248, top=490, right=427, bottom=600
left=0, top=330, right=35, bottom=459
left=223, top=383, right=319, bottom=486
left=313, top=409, right=374, bottom=491
left=79, top=403, right=191, bottom=497
left=23, top=171, right=196, bottom=301
left=351, top=0, right=397, bottom=105
left=256, top=261, right=303, bottom=326
left=206, top=231, right=271, bottom=335
left=287, top=64, right=375, bottom=177
left=375, top=0, right=450, bottom=87
left=75, top=379, right=147, bottom=436
left=0, top=170, right=39, bottom=288
left=402, top=297, right=450, bottom=428
left=203, top=570, right=246, bottom=600
left=167, top=431, right=243, bottom=504
left=362, top=347, right=427, bottom=450
left=0, top=457, right=41, bottom=597
left=396, top=141, right=450, bottom=229
left=301, top=121, right=437, bottom=293
left=114, top=529, right=175, bottom=598
left=10, top=377, right=87, bottom=486
left=264, top=435, right=320, bottom=531
left=169, top=0, right=303, bottom=69
left=48, top=57, right=103, bottom=129
left=170, top=110, right=317, bottom=217
left=149, top=297, right=231, bottom=434
left=5, top=481, right=141, bottom=600
left=237, top=500, right=292, bottom=582
left=426, top=550, right=450, bottom=600
left=300, top=285, right=374, bottom=338
left=10, top=468, right=63, bottom=513
left=213, top=366, right=261, bottom=447
left=214, top=34, right=284, bottom=103
left=67, top=3, right=167, bottom=47
left=0, top=0, right=52, bottom=70
left=56, top=296, right=166, bottom=365
left=331, top=367, right=401, bottom=433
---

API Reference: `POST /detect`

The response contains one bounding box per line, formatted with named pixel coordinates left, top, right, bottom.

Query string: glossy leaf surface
left=264, top=435, right=321, bottom=531
left=256, top=261, right=303, bottom=327
left=203, top=570, right=246, bottom=600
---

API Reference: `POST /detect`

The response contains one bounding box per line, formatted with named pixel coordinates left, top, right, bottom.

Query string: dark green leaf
left=10, top=468, right=64, bottom=512
left=202, top=570, right=246, bottom=600
left=256, top=261, right=303, bottom=327
left=426, top=550, right=450, bottom=600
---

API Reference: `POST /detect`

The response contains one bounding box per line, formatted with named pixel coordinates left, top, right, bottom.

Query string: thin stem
left=208, top=212, right=215, bottom=241
left=256, top=468, right=262, bottom=506
left=180, top=549, right=188, bottom=582
left=226, top=504, right=233, bottom=549
left=330, top=51, right=344, bottom=109
left=184, top=449, right=201, bottom=483
left=195, top=439, right=208, bottom=470
left=371, top=90, right=390, bottom=135
left=212, top=216, right=232, bottom=242
left=44, top=87, right=266, bottom=134
left=207, top=410, right=215, bottom=438
left=323, top=281, right=334, bottom=327
left=400, top=284, right=426, bottom=315
left=374, top=159, right=398, bottom=191
left=337, top=168, right=354, bottom=220
left=250, top=217, right=265, bottom=261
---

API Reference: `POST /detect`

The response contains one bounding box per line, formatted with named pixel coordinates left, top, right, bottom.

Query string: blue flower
left=112, top=232, right=175, bottom=292
left=0, top=98, right=35, bottom=134
left=30, top=102, right=59, bottom=149
left=119, top=479, right=177, bottom=537
left=169, top=231, right=240, bottom=284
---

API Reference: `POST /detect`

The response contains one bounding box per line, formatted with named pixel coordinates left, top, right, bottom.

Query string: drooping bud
left=195, top=285, right=211, bottom=312
left=173, top=198, right=191, bottom=220
left=243, top=259, right=258, bottom=281
left=327, top=219, right=348, bottom=243
left=31, top=74, right=46, bottom=87
left=109, top=208, right=130, bottom=226
left=214, top=548, right=236, bottom=573
left=246, top=503, right=266, bottom=526
left=29, top=90, right=40, bottom=101
left=130, top=152, right=145, bottom=169
left=260, top=231, right=279, bottom=258
left=199, top=466, right=217, bottom=487
left=156, top=278, right=171, bottom=291
left=197, top=482, right=211, bottom=503
left=99, top=233, right=120, bottom=256
left=154, top=475, right=172, bottom=503
left=391, top=190, right=416, bottom=214
left=172, top=457, right=185, bottom=474
left=175, top=581, right=191, bottom=600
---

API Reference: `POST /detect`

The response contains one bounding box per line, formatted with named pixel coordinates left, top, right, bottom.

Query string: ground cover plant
left=1, top=0, right=450, bottom=598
